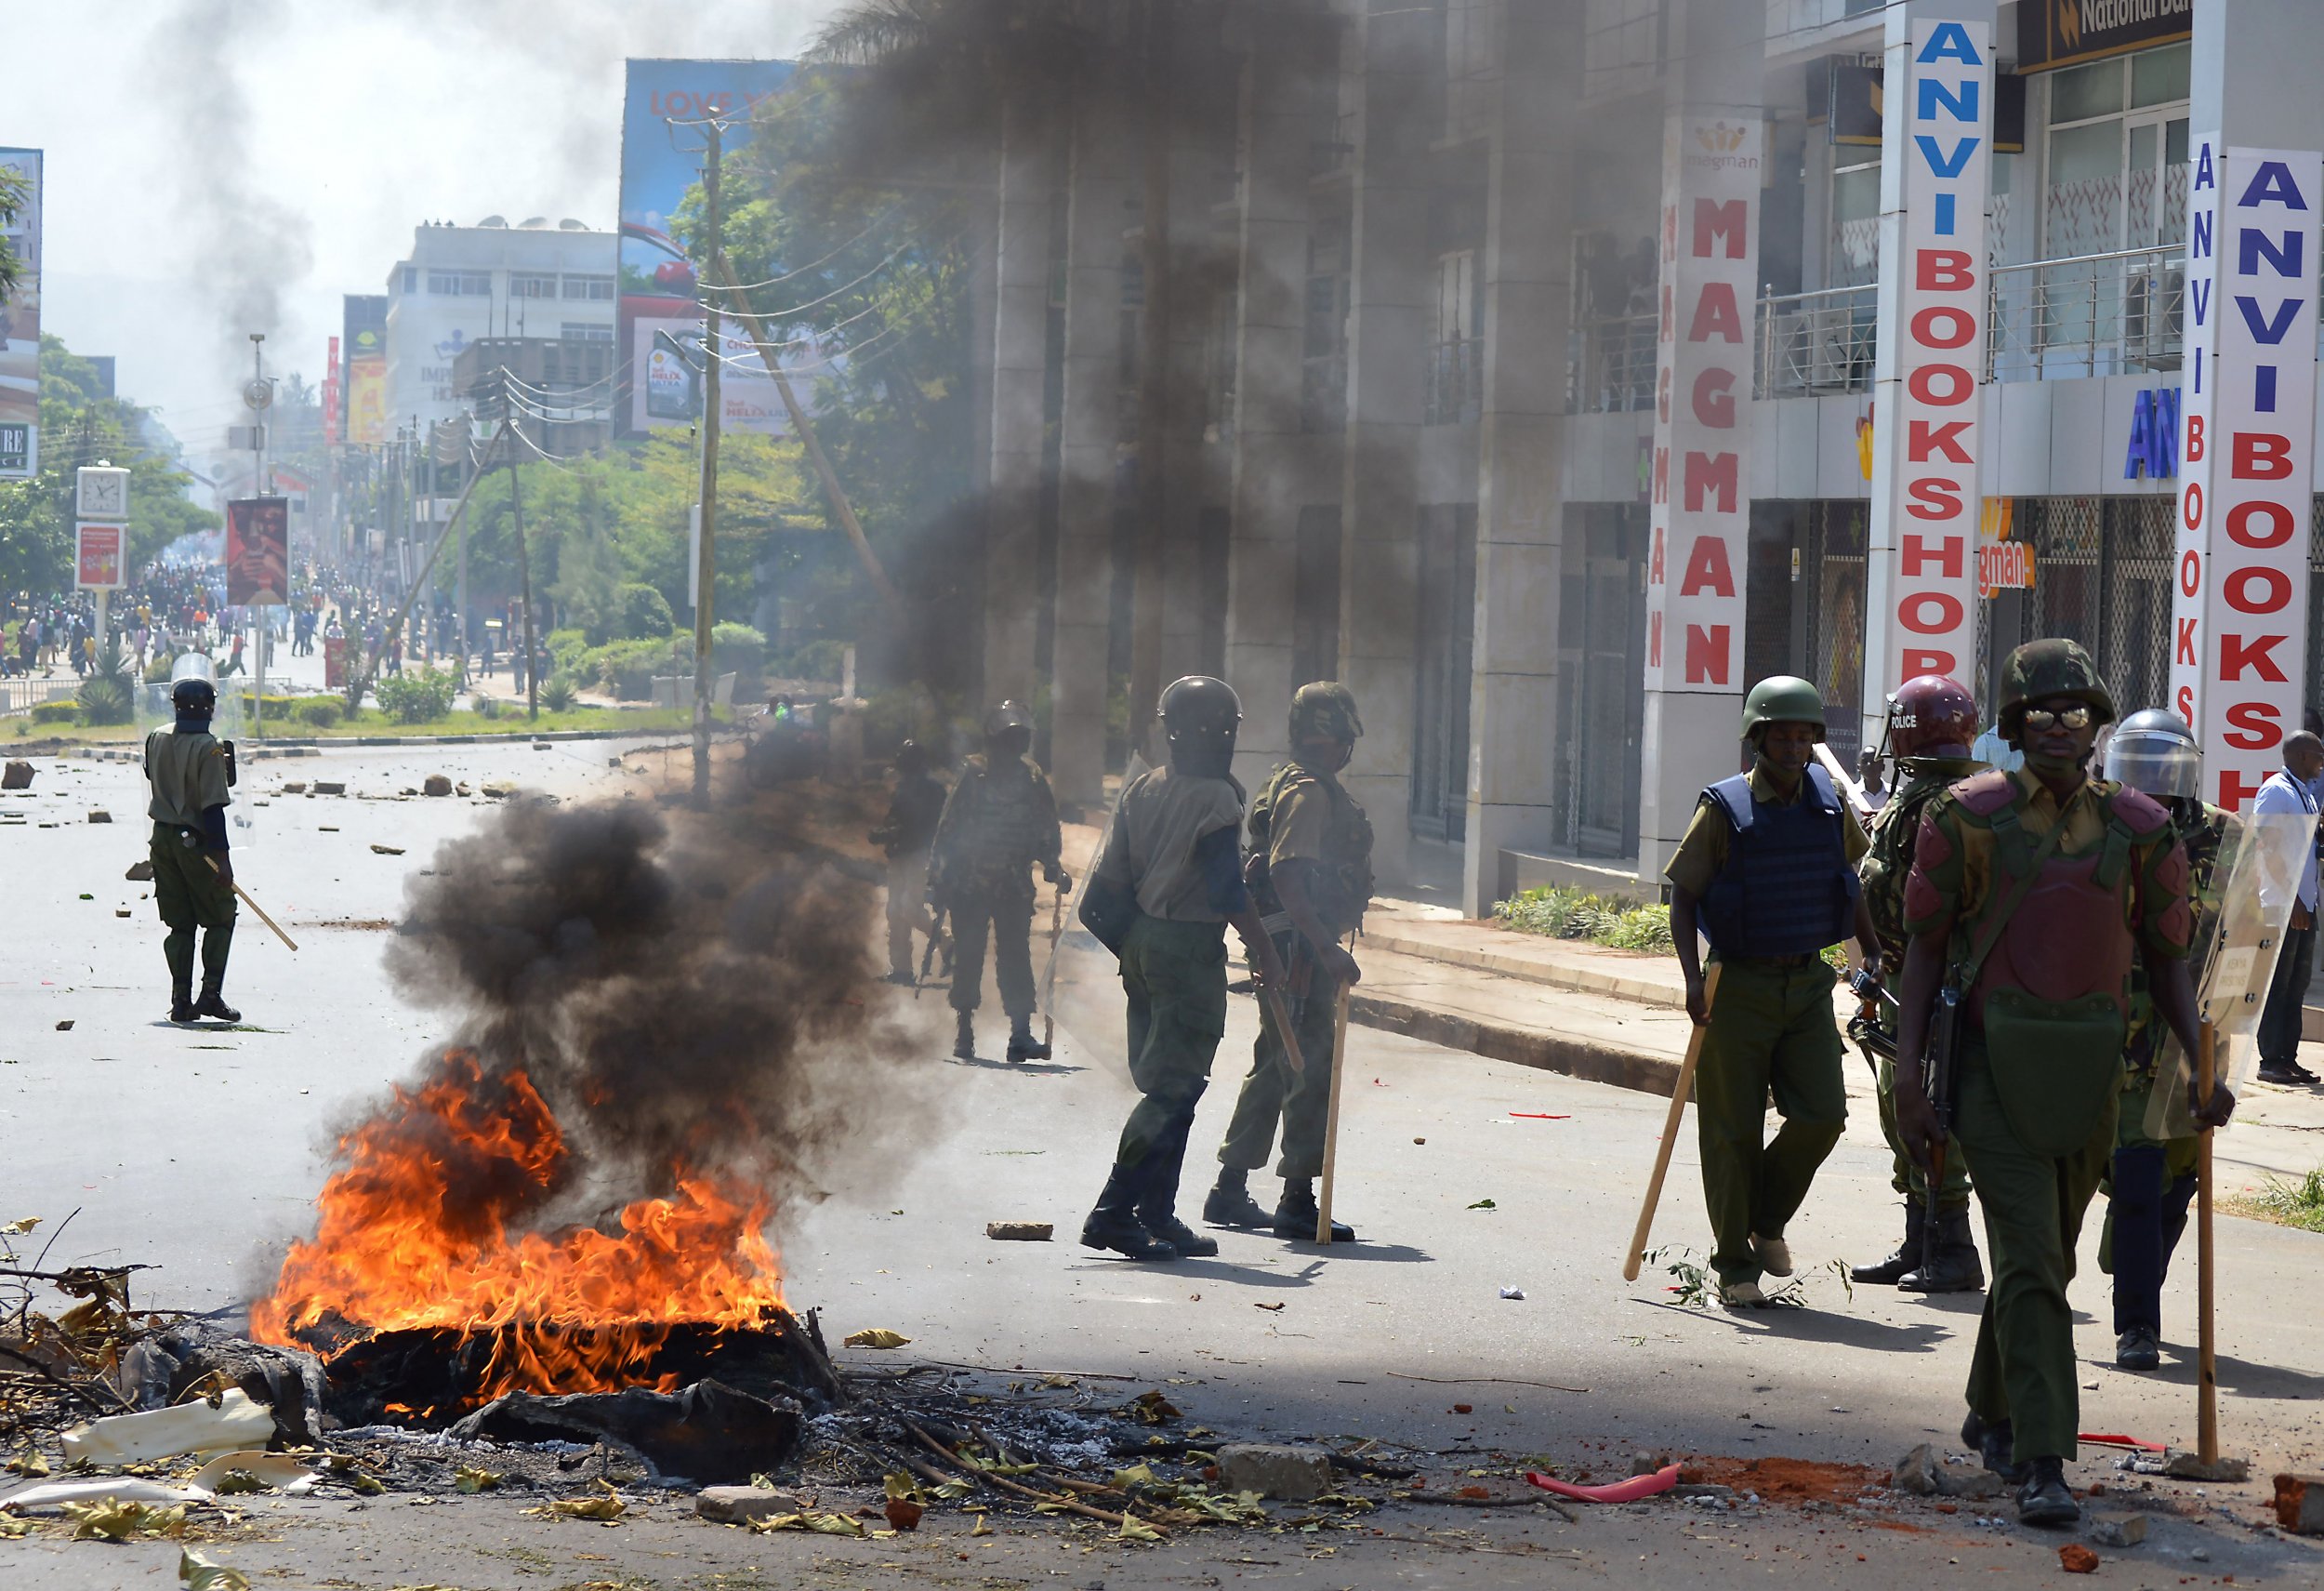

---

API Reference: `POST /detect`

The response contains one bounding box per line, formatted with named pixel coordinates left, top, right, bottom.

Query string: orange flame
left=251, top=1050, right=785, bottom=1405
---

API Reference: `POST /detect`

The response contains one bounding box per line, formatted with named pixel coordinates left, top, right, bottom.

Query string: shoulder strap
left=1953, top=788, right=2080, bottom=989
left=1707, top=773, right=1754, bottom=832
left=1804, top=763, right=1842, bottom=815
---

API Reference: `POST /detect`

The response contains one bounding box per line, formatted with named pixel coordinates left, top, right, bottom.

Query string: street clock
left=75, top=466, right=131, bottom=520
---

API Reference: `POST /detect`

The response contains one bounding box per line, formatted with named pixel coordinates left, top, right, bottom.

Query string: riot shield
left=2145, top=807, right=2317, bottom=1141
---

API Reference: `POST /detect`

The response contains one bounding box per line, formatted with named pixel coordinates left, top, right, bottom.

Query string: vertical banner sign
left=1862, top=20, right=1991, bottom=743
left=2171, top=139, right=2323, bottom=812
left=0, top=148, right=42, bottom=480
left=323, top=335, right=342, bottom=445
left=74, top=524, right=123, bottom=590
left=1643, top=117, right=1761, bottom=702
left=1637, top=111, right=1760, bottom=875
left=225, top=497, right=291, bottom=608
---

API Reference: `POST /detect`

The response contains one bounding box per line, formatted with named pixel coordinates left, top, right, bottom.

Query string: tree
left=0, top=164, right=26, bottom=299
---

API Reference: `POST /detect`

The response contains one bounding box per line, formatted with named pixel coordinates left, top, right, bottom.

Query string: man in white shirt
left=2253, top=732, right=2324, bottom=1086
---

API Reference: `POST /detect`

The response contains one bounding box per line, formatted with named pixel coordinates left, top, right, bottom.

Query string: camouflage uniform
left=928, top=750, right=1063, bottom=1022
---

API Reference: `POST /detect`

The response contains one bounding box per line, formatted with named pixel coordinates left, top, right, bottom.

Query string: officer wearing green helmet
left=1665, top=675, right=1881, bottom=1310
left=1892, top=638, right=2229, bottom=1529
left=1205, top=682, right=1374, bottom=1242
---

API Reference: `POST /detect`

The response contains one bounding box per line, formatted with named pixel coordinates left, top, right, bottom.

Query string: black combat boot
left=1203, top=1166, right=1273, bottom=1228
left=169, top=984, right=196, bottom=1025
left=1274, top=1178, right=1354, bottom=1243
left=1851, top=1203, right=1925, bottom=1285
left=192, top=987, right=241, bottom=1024
left=1134, top=1120, right=1217, bottom=1257
left=1081, top=1163, right=1179, bottom=1260
left=1962, top=1411, right=2029, bottom=1485
left=2015, top=1456, right=2080, bottom=1528
left=1006, top=1018, right=1051, bottom=1064
left=952, top=1012, right=976, bottom=1060
left=1899, top=1209, right=1985, bottom=1293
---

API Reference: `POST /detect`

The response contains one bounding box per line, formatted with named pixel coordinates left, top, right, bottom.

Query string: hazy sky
left=7, top=0, right=838, bottom=462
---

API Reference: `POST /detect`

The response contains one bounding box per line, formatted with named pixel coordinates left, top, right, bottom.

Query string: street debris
left=2088, top=1511, right=2150, bottom=1546
left=528, top=1478, right=627, bottom=1521
left=422, top=775, right=452, bottom=796
left=2272, top=1471, right=2324, bottom=1534
left=178, top=1547, right=251, bottom=1591
left=2059, top=1542, right=2100, bottom=1572
left=86, top=810, right=110, bottom=824
left=311, top=782, right=345, bottom=796
left=844, top=1329, right=910, bottom=1349
left=1214, top=1443, right=1332, bottom=1501
left=1499, top=1286, right=1526, bottom=1301
left=985, top=1222, right=1053, bottom=1241
left=1526, top=1462, right=1680, bottom=1505
left=1891, top=1441, right=2001, bottom=1499
left=1, top=762, right=32, bottom=789
left=369, top=843, right=404, bottom=855
left=52, top=1020, right=71, bottom=1031
left=125, top=860, right=154, bottom=881
left=61, top=1387, right=276, bottom=1465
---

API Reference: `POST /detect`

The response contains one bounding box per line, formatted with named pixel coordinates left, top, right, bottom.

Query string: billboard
left=226, top=497, right=290, bottom=607
left=0, top=148, right=41, bottom=479
left=75, top=524, right=123, bottom=590
left=618, top=58, right=797, bottom=438
left=343, top=296, right=388, bottom=445
left=324, top=335, right=342, bottom=444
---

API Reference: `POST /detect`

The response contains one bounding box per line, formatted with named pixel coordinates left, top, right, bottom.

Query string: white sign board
left=2169, top=139, right=2322, bottom=811
left=1863, top=18, right=1993, bottom=737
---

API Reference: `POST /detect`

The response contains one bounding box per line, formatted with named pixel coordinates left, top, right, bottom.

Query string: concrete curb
left=1348, top=989, right=1683, bottom=1099
left=1364, top=931, right=1684, bottom=1008
left=76, top=727, right=706, bottom=762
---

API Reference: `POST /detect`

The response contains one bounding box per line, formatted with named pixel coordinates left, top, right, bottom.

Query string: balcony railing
left=1426, top=338, right=1484, bottom=426
left=1987, top=244, right=2185, bottom=380
left=1757, top=283, right=1879, bottom=399
left=1568, top=314, right=1657, bottom=414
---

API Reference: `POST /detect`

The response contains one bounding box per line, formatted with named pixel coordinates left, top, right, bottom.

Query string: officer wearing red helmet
left=1851, top=675, right=1987, bottom=1293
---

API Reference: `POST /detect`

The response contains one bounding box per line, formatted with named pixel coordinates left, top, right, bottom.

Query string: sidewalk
left=1350, top=895, right=2324, bottom=1200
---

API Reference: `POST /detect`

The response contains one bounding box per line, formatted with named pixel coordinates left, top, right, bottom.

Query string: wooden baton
left=1622, top=962, right=1721, bottom=1282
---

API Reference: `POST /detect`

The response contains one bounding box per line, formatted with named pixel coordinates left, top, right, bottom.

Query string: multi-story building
left=963, top=0, right=2310, bottom=908
left=381, top=219, right=617, bottom=433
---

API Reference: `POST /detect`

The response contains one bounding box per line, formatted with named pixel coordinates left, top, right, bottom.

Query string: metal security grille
left=2027, top=497, right=2104, bottom=703
left=2308, top=497, right=2324, bottom=722
left=2102, top=497, right=2176, bottom=717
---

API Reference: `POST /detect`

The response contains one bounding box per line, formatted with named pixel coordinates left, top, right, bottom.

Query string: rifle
left=916, top=901, right=948, bottom=1000
left=1920, top=983, right=1964, bottom=1268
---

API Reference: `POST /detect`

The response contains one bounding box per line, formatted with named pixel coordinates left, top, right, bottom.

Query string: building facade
left=971, top=0, right=2317, bottom=907
left=382, top=219, right=617, bottom=435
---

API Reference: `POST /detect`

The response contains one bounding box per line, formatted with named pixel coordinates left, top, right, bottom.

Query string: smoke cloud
left=374, top=794, right=919, bottom=1221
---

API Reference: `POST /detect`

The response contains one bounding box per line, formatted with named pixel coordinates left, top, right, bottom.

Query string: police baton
left=1623, top=962, right=1721, bottom=1281
left=205, top=857, right=298, bottom=952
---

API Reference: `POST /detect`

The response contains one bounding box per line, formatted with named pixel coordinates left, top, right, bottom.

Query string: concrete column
left=1158, top=96, right=1221, bottom=692
left=1857, top=0, right=1997, bottom=757
left=984, top=97, right=1060, bottom=712
left=2172, top=0, right=2324, bottom=808
left=1636, top=0, right=1764, bottom=882
left=1338, top=0, right=1434, bottom=889
left=1050, top=85, right=1133, bottom=813
left=1224, top=7, right=1331, bottom=789
left=1459, top=1, right=1582, bottom=916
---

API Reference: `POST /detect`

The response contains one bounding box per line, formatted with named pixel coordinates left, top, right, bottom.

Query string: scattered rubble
left=125, top=860, right=154, bottom=882
left=2272, top=1472, right=2324, bottom=1534
left=1, top=762, right=31, bottom=789
left=369, top=843, right=404, bottom=855
left=986, top=1222, right=1053, bottom=1241
left=422, top=776, right=452, bottom=797
left=1892, top=1441, right=2003, bottom=1499
left=311, top=781, right=346, bottom=796
left=696, top=1483, right=795, bottom=1524
left=2059, top=1542, right=2100, bottom=1572
left=2087, top=1510, right=2150, bottom=1547
left=1215, top=1443, right=1333, bottom=1501
left=86, top=810, right=109, bottom=824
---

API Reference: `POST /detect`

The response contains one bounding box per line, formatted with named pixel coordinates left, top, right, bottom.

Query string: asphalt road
left=6, top=733, right=2324, bottom=1584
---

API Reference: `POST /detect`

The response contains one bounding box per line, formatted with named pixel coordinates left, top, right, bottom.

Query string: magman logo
left=2057, top=0, right=2080, bottom=52
left=1694, top=122, right=1748, bottom=154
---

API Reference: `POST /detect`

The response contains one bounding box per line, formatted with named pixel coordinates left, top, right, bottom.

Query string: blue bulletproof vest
left=1697, top=764, right=1858, bottom=958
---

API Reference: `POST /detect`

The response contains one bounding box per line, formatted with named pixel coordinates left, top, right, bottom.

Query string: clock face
left=80, top=471, right=126, bottom=515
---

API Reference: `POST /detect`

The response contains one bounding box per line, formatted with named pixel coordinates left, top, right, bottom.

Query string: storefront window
left=2041, top=45, right=2190, bottom=259
left=1829, top=157, right=1881, bottom=288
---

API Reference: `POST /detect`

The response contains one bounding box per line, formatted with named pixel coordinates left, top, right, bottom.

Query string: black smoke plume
left=376, top=794, right=915, bottom=1217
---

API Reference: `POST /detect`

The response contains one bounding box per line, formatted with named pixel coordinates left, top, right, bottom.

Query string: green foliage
left=589, top=636, right=684, bottom=700
left=2244, top=1169, right=2324, bottom=1234
left=375, top=666, right=457, bottom=725
left=617, top=581, right=675, bottom=641
left=711, top=621, right=766, bottom=679
left=31, top=700, right=77, bottom=725
left=773, top=638, right=847, bottom=683
left=76, top=640, right=136, bottom=726
left=295, top=696, right=342, bottom=728
left=1495, top=885, right=1674, bottom=953
left=144, top=649, right=178, bottom=683
left=539, top=674, right=579, bottom=714
left=0, top=165, right=26, bottom=298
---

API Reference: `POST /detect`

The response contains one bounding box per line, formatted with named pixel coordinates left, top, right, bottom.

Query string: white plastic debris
left=1499, top=1285, right=1527, bottom=1301
left=59, top=1388, right=275, bottom=1466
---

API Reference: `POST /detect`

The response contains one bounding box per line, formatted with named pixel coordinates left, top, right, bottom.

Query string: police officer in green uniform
left=1894, top=641, right=2232, bottom=1528
left=1079, top=678, right=1288, bottom=1262
left=1203, top=682, right=1373, bottom=1242
left=927, top=702, right=1068, bottom=1062
left=1851, top=674, right=1985, bottom=1293
left=145, top=675, right=241, bottom=1025
left=2098, top=709, right=2234, bottom=1372
left=1666, top=676, right=1881, bottom=1309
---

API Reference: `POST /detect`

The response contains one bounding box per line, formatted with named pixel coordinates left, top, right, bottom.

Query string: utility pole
left=693, top=117, right=723, bottom=807
left=507, top=372, right=539, bottom=721
left=1128, top=0, right=1174, bottom=756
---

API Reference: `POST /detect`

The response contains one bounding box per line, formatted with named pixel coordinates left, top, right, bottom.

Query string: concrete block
left=1215, top=1443, right=1334, bottom=1501
left=2270, top=1471, right=2324, bottom=1534
left=2086, top=1511, right=2149, bottom=1548
left=1891, top=1443, right=2001, bottom=1498
left=697, top=1485, right=793, bottom=1525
